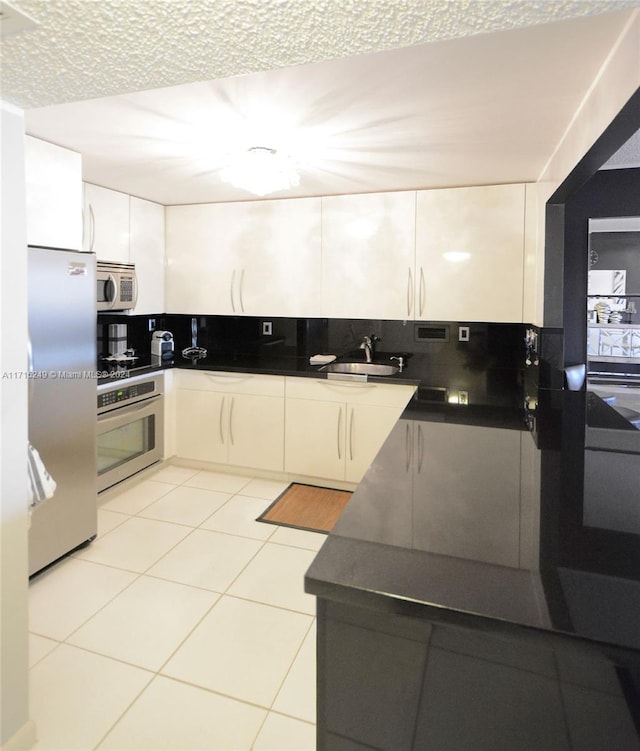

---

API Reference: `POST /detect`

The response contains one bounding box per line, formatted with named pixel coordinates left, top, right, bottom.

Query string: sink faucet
left=360, top=334, right=380, bottom=363
left=390, top=355, right=405, bottom=372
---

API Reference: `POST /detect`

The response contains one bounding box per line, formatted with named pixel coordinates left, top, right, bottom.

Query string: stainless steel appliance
left=28, top=246, right=97, bottom=576
left=96, top=260, right=137, bottom=311
left=97, top=373, right=164, bottom=492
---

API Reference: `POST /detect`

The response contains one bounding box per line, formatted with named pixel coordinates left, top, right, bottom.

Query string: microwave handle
left=105, top=273, right=117, bottom=308
left=132, top=272, right=139, bottom=310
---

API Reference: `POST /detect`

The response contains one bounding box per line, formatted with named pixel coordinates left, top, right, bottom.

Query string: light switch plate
left=458, top=326, right=470, bottom=342
left=262, top=321, right=273, bottom=336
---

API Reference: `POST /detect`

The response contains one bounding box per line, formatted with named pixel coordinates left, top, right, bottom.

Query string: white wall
left=0, top=103, right=34, bottom=749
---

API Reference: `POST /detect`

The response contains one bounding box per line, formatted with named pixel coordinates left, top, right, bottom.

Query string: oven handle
left=97, top=397, right=161, bottom=429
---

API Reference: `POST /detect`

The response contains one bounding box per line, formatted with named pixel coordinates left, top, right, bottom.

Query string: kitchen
left=2, top=2, right=640, bottom=749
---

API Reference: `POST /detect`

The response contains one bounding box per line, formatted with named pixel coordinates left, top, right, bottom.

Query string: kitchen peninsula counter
left=304, top=392, right=640, bottom=750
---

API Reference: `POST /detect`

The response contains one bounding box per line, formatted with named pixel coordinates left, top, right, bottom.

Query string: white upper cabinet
left=165, top=203, right=235, bottom=314
left=165, top=197, right=321, bottom=316
left=130, top=196, right=165, bottom=314
left=164, top=184, right=531, bottom=321
left=321, top=192, right=416, bottom=320
left=83, top=183, right=130, bottom=262
left=25, top=136, right=83, bottom=250
left=415, top=183, right=527, bottom=322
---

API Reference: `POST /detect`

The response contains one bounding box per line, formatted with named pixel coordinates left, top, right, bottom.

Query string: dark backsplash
left=96, top=313, right=553, bottom=410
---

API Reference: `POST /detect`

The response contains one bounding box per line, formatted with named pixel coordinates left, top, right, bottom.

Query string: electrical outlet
left=148, top=319, right=156, bottom=332
left=459, top=391, right=469, bottom=405
left=262, top=321, right=273, bottom=336
left=458, top=326, right=470, bottom=342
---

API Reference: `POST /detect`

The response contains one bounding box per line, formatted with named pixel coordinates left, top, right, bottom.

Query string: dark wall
left=543, top=87, right=640, bottom=373
left=563, top=167, right=640, bottom=367
left=589, top=231, right=640, bottom=293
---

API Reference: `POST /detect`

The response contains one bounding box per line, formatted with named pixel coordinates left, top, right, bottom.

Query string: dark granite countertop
left=97, top=350, right=422, bottom=387
left=173, top=350, right=423, bottom=387
left=305, top=394, right=640, bottom=655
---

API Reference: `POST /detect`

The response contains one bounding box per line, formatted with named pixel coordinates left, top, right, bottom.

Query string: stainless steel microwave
left=97, top=261, right=137, bottom=311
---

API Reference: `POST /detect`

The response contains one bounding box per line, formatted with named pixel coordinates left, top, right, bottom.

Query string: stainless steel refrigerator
left=28, top=246, right=97, bottom=576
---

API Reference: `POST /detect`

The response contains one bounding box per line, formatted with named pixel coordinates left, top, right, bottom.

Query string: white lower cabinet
left=175, top=371, right=285, bottom=472
left=174, top=370, right=415, bottom=482
left=284, top=377, right=416, bottom=483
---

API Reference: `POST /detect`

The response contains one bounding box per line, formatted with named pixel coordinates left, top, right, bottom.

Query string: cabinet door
left=165, top=204, right=238, bottom=314
left=130, top=196, right=164, bottom=314
left=345, top=404, right=409, bottom=483
left=234, top=198, right=321, bottom=317
left=175, top=389, right=227, bottom=464
left=415, top=184, right=526, bottom=322
left=25, top=136, right=83, bottom=250
left=166, top=199, right=322, bottom=317
left=227, top=394, right=284, bottom=471
left=321, top=192, right=416, bottom=320
left=84, top=183, right=130, bottom=262
left=285, top=398, right=346, bottom=481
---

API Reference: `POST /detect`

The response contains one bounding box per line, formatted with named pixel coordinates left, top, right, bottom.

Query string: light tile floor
left=29, top=465, right=325, bottom=750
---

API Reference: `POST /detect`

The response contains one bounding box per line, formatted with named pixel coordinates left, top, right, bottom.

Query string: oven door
left=97, top=395, right=164, bottom=492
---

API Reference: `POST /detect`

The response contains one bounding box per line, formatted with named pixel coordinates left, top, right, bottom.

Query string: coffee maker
left=151, top=330, right=174, bottom=363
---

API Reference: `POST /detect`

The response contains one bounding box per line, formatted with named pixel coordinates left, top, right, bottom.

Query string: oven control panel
left=98, top=380, right=156, bottom=409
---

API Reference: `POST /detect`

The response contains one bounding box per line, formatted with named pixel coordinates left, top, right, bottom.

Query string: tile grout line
left=32, top=468, right=317, bottom=749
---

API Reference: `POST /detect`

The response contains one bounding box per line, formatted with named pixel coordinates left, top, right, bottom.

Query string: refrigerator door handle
left=27, top=333, right=34, bottom=404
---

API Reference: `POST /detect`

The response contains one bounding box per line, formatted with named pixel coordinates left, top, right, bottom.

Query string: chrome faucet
left=360, top=334, right=379, bottom=363
left=390, top=355, right=405, bottom=372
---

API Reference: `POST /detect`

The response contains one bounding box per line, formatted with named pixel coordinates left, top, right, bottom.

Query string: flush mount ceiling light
left=219, top=146, right=300, bottom=197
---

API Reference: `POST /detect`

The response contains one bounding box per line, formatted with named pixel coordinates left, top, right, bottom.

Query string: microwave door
left=98, top=274, right=117, bottom=310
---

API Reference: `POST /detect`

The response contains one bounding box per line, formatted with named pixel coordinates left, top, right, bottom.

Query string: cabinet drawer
left=176, top=369, right=284, bottom=396
left=286, top=376, right=415, bottom=407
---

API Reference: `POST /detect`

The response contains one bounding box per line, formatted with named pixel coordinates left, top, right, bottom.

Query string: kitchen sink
left=319, top=362, right=400, bottom=376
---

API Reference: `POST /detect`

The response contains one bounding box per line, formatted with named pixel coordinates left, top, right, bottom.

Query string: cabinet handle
left=407, top=267, right=413, bottom=317
left=229, top=396, right=235, bottom=445
left=219, top=396, right=225, bottom=444
left=348, top=408, right=354, bottom=461
left=419, top=267, right=425, bottom=318
left=417, top=424, right=424, bottom=474
left=205, top=373, right=251, bottom=385
left=337, top=406, right=343, bottom=460
left=89, top=204, right=95, bottom=252
left=27, top=333, right=34, bottom=405
left=405, top=423, right=411, bottom=473
left=239, top=268, right=245, bottom=313
left=230, top=270, right=236, bottom=313
left=318, top=381, right=375, bottom=391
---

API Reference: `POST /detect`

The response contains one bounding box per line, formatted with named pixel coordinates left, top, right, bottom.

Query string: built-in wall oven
left=97, top=373, right=164, bottom=492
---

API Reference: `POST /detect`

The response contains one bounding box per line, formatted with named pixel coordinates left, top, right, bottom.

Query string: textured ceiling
left=2, top=0, right=639, bottom=109
left=3, top=0, right=640, bottom=204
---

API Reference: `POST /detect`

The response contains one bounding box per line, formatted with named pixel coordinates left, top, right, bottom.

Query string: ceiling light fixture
left=220, top=146, right=300, bottom=197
